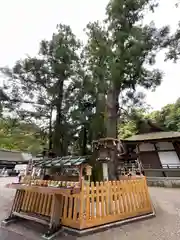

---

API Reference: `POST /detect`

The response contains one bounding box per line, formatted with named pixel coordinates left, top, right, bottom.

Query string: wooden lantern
left=93, top=138, right=119, bottom=162
left=93, top=138, right=119, bottom=181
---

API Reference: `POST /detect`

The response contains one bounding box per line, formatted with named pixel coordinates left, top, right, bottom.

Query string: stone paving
left=0, top=177, right=31, bottom=240
left=0, top=228, right=30, bottom=240
left=1, top=177, right=180, bottom=239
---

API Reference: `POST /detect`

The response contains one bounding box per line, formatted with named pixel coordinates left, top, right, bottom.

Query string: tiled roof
left=124, top=131, right=180, bottom=142
left=34, top=155, right=88, bottom=168
left=0, top=149, right=31, bottom=162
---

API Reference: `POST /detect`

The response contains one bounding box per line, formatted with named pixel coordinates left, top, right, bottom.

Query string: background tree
left=148, top=98, right=180, bottom=131
left=118, top=97, right=180, bottom=140
left=1, top=24, right=81, bottom=156
left=0, top=0, right=178, bottom=181
left=81, top=0, right=170, bottom=179
left=0, top=117, right=43, bottom=154
left=104, top=0, right=169, bottom=139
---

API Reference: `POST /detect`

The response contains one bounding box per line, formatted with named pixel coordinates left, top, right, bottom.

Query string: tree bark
left=94, top=93, right=106, bottom=140
left=90, top=93, right=106, bottom=182
left=106, top=87, right=119, bottom=180
left=53, top=80, right=64, bottom=156
left=106, top=88, right=119, bottom=138
left=81, top=123, right=87, bottom=156
left=48, top=106, right=53, bottom=150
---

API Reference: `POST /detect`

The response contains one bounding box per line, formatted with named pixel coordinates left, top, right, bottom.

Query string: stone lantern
left=93, top=138, right=119, bottom=181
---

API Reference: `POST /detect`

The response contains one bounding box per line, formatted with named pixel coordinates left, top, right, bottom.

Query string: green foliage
left=106, top=0, right=169, bottom=91
left=118, top=107, right=147, bottom=138
left=0, top=0, right=177, bottom=160
left=0, top=24, right=81, bottom=156
left=119, top=120, right=137, bottom=139
left=165, top=22, right=180, bottom=62
left=84, top=0, right=170, bottom=142
left=163, top=2, right=180, bottom=61
left=148, top=98, right=180, bottom=131
left=119, top=98, right=180, bottom=139
left=0, top=117, right=44, bottom=154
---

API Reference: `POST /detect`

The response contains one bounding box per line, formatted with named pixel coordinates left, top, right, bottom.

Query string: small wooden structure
left=4, top=182, right=80, bottom=239
left=32, top=155, right=90, bottom=183
left=3, top=156, right=90, bottom=239
left=3, top=154, right=154, bottom=239
left=3, top=177, right=153, bottom=237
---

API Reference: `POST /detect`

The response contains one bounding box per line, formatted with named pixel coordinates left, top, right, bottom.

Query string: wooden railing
left=143, top=163, right=180, bottom=169
left=74, top=177, right=152, bottom=229
left=162, top=164, right=180, bottom=169
left=21, top=192, right=53, bottom=217
left=18, top=177, right=152, bottom=230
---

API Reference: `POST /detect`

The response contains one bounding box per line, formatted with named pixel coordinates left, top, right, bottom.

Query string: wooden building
left=0, top=149, right=31, bottom=170
left=33, top=155, right=90, bottom=182
left=122, top=120, right=180, bottom=177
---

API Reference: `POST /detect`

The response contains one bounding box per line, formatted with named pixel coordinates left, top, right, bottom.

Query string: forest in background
left=0, top=98, right=179, bottom=155
left=120, top=98, right=180, bottom=139
left=0, top=0, right=180, bottom=157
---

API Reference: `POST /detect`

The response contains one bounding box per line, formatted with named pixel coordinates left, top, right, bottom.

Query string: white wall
left=158, top=151, right=180, bottom=168
left=156, top=142, right=174, bottom=151
left=139, top=143, right=155, bottom=152
left=139, top=142, right=175, bottom=152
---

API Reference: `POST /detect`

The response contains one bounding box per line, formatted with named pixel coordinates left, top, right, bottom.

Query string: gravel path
left=1, top=177, right=180, bottom=239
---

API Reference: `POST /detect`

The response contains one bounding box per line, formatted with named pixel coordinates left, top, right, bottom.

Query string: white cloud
left=0, top=0, right=179, bottom=110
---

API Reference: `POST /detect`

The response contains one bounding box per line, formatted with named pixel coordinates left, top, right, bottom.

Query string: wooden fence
left=18, top=177, right=153, bottom=230
left=62, top=177, right=153, bottom=229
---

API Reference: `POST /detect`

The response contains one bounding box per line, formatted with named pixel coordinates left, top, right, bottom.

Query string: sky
left=0, top=0, right=179, bottom=111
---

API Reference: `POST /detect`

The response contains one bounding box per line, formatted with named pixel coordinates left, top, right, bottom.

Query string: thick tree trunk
left=106, top=87, right=119, bottom=180
left=90, top=93, right=105, bottom=182
left=106, top=88, right=119, bottom=138
left=53, top=80, right=64, bottom=156
left=48, top=106, right=53, bottom=150
left=93, top=93, right=106, bottom=140
left=81, top=124, right=87, bottom=156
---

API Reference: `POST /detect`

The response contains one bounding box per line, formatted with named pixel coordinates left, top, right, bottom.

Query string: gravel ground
left=1, top=177, right=180, bottom=240
left=0, top=177, right=32, bottom=240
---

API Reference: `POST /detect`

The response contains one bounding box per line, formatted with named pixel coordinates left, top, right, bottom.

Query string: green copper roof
left=34, top=155, right=88, bottom=168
